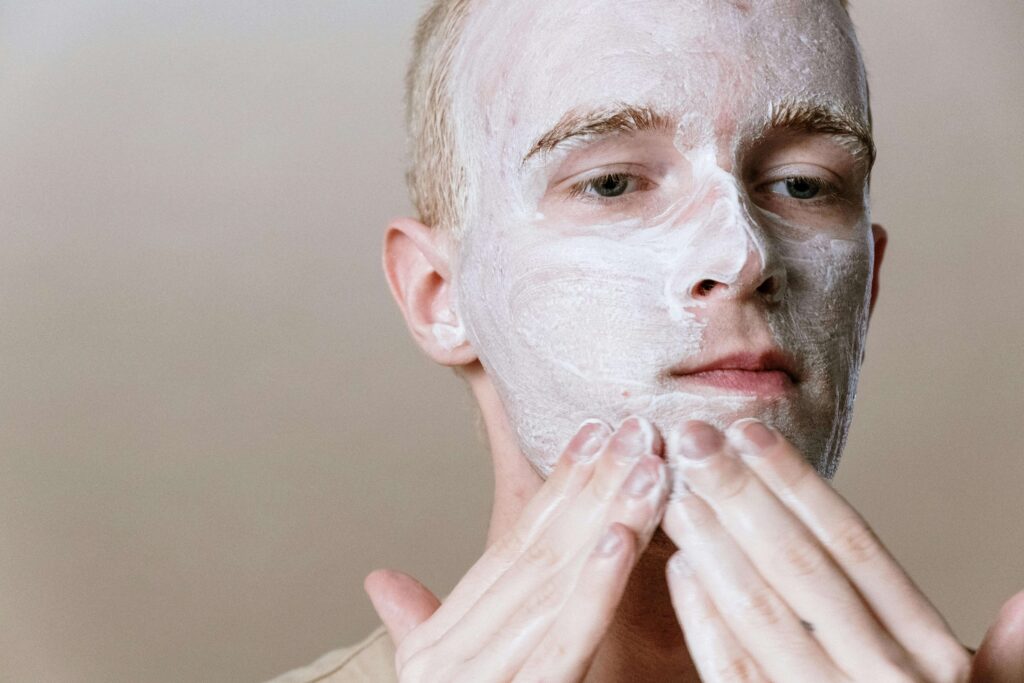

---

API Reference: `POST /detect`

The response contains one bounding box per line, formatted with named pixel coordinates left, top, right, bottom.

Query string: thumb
left=364, top=568, right=442, bottom=646
left=971, top=589, right=1024, bottom=683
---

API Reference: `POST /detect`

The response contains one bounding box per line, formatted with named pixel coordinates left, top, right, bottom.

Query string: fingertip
left=960, top=589, right=1024, bottom=683
left=666, top=420, right=723, bottom=463
left=982, top=588, right=1024, bottom=651
left=363, top=568, right=401, bottom=604
left=726, top=419, right=780, bottom=460
left=997, top=588, right=1024, bottom=624
left=362, top=569, right=441, bottom=646
left=564, top=418, right=613, bottom=465
left=363, top=567, right=390, bottom=590
left=363, top=568, right=399, bottom=619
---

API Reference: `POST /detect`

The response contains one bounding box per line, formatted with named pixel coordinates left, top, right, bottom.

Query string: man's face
left=449, top=0, right=876, bottom=477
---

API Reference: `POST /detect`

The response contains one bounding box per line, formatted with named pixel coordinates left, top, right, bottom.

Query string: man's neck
left=586, top=532, right=700, bottom=682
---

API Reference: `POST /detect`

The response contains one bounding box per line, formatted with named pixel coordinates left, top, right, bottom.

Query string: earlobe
left=868, top=223, right=887, bottom=317
left=382, top=217, right=478, bottom=367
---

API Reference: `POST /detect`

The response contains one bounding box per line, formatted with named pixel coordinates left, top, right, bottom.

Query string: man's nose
left=687, top=247, right=787, bottom=304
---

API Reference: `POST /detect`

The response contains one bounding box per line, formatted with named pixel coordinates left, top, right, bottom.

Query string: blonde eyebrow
left=521, top=100, right=876, bottom=171
left=522, top=104, right=673, bottom=164
left=767, top=100, right=876, bottom=170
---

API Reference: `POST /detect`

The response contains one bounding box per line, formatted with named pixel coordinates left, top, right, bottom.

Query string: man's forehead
left=450, top=0, right=866, bottom=162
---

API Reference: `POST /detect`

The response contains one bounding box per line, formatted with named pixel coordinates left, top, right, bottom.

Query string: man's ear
left=868, top=223, right=888, bottom=318
left=382, top=217, right=477, bottom=367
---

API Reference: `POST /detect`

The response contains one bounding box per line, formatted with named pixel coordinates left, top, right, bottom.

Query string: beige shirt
left=266, top=627, right=397, bottom=683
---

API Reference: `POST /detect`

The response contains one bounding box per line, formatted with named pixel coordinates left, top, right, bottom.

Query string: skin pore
left=444, top=0, right=879, bottom=480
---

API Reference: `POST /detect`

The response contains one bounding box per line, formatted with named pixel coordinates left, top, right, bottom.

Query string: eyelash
left=761, top=175, right=842, bottom=205
left=566, top=172, right=650, bottom=201
left=563, top=172, right=843, bottom=207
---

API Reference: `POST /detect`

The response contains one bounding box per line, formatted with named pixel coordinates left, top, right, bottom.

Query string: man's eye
left=766, top=176, right=829, bottom=200
left=570, top=173, right=644, bottom=199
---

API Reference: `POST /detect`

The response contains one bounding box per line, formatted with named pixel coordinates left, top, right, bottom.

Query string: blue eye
left=573, top=173, right=643, bottom=199
left=767, top=176, right=826, bottom=200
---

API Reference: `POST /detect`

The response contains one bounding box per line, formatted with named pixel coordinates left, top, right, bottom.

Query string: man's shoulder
left=265, top=626, right=397, bottom=683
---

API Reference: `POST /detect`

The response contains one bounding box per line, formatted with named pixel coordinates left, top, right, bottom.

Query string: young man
left=271, top=0, right=1024, bottom=680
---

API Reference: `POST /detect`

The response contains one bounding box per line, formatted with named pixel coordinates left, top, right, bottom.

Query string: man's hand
left=661, top=419, right=974, bottom=682
left=971, top=589, right=1024, bottom=682
left=364, top=417, right=669, bottom=682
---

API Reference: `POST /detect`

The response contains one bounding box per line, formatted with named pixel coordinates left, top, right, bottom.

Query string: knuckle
left=523, top=539, right=561, bottom=570
left=683, top=589, right=718, bottom=622
left=829, top=515, right=882, bottom=565
left=523, top=574, right=564, bottom=614
left=547, top=641, right=569, bottom=660
left=714, top=656, right=762, bottom=683
left=775, top=532, right=828, bottom=577
left=492, top=528, right=527, bottom=560
left=529, top=638, right=569, bottom=667
left=728, top=587, right=786, bottom=628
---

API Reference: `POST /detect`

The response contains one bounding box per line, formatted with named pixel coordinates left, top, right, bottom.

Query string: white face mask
left=444, top=0, right=876, bottom=477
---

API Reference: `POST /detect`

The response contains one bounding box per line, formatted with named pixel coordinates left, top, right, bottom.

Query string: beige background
left=1, top=1, right=1022, bottom=681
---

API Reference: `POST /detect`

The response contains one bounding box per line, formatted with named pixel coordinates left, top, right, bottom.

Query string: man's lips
left=668, top=351, right=800, bottom=395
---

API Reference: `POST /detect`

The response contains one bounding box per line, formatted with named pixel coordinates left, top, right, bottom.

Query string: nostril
left=757, top=277, right=776, bottom=295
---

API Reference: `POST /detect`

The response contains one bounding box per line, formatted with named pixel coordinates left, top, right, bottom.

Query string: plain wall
left=1, top=1, right=1022, bottom=681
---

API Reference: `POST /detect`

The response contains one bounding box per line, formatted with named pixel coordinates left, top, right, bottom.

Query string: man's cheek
left=505, top=267, right=684, bottom=383
left=768, top=234, right=873, bottom=474
left=467, top=257, right=695, bottom=473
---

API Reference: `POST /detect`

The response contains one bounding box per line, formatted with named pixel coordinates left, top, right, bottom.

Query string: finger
left=670, top=421, right=913, bottom=679
left=661, top=487, right=840, bottom=683
left=667, top=550, right=770, bottom=683
left=727, top=419, right=971, bottom=680
left=399, top=419, right=611, bottom=657
left=431, top=417, right=666, bottom=667
left=971, top=589, right=1024, bottom=683
left=468, top=523, right=639, bottom=682
left=364, top=569, right=442, bottom=647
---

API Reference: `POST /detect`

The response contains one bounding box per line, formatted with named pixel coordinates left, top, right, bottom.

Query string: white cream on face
left=447, top=0, right=875, bottom=478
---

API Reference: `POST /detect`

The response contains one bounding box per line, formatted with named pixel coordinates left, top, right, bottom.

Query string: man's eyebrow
left=521, top=104, right=673, bottom=165
left=767, top=100, right=877, bottom=169
left=520, top=101, right=876, bottom=170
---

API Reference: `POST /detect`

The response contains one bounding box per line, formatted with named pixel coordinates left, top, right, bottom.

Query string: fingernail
left=731, top=419, right=776, bottom=454
left=594, top=526, right=623, bottom=557
left=671, top=423, right=722, bottom=461
left=610, top=417, right=650, bottom=461
left=743, top=421, right=777, bottom=450
left=572, top=420, right=609, bottom=463
left=668, top=550, right=694, bottom=577
left=624, top=458, right=660, bottom=498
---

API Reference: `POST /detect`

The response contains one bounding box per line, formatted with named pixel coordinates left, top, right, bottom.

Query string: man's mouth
left=668, top=350, right=800, bottom=396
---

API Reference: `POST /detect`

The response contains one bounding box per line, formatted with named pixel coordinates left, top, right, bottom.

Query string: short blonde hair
left=405, top=0, right=853, bottom=236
